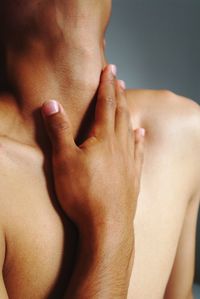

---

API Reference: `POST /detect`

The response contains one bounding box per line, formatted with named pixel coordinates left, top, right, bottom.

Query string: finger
left=134, top=128, right=146, bottom=181
left=92, top=64, right=117, bottom=138
left=42, top=100, right=76, bottom=154
left=115, top=80, right=131, bottom=143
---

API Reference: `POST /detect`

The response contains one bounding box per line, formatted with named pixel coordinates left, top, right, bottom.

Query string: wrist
left=78, top=223, right=135, bottom=266
left=78, top=216, right=134, bottom=244
left=65, top=223, right=135, bottom=299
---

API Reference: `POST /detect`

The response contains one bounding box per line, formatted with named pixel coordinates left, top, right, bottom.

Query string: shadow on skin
left=33, top=108, right=78, bottom=298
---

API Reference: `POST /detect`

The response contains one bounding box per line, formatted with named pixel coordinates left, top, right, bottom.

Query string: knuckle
left=106, top=78, right=115, bottom=87
left=51, top=119, right=70, bottom=133
left=104, top=96, right=116, bottom=108
left=117, top=105, right=129, bottom=118
left=99, top=78, right=115, bottom=92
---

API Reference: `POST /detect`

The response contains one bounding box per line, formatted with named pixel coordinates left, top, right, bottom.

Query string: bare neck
left=0, top=0, right=108, bottom=149
left=3, top=35, right=106, bottom=150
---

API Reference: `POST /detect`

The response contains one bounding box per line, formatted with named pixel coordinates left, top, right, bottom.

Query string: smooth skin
left=42, top=65, right=145, bottom=298
left=0, top=0, right=200, bottom=298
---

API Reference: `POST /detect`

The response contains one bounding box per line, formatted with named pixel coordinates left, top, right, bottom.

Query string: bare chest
left=1, top=149, right=77, bottom=298
left=1, top=142, right=190, bottom=299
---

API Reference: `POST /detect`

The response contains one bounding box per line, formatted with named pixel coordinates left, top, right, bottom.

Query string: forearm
left=64, top=229, right=134, bottom=299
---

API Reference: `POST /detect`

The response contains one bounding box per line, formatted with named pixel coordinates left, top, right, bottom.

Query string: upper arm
left=0, top=228, right=8, bottom=299
left=127, top=89, right=200, bottom=298
left=164, top=97, right=200, bottom=299
left=164, top=195, right=200, bottom=299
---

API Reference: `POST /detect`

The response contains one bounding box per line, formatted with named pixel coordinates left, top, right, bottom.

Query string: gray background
left=106, top=0, right=200, bottom=284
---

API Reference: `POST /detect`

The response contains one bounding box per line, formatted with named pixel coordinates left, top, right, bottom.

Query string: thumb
left=42, top=100, right=76, bottom=153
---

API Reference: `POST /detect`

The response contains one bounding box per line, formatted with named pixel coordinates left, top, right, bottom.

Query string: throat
left=4, top=39, right=106, bottom=149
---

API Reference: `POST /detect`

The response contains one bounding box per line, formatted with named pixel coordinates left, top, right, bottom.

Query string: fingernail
left=138, top=128, right=146, bottom=137
left=109, top=64, right=117, bottom=76
left=119, top=80, right=126, bottom=90
left=42, top=100, right=59, bottom=116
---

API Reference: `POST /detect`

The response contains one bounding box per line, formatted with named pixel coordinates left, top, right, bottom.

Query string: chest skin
left=0, top=91, right=195, bottom=299
left=0, top=142, right=78, bottom=298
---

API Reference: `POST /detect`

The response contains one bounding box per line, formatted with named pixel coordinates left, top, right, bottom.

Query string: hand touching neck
left=0, top=0, right=111, bottom=146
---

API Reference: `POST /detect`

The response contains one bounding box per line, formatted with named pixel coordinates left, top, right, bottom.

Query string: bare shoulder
left=127, top=89, right=200, bottom=142
left=127, top=89, right=200, bottom=197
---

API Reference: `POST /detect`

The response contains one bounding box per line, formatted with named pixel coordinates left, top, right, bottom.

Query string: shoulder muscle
left=127, top=89, right=200, bottom=198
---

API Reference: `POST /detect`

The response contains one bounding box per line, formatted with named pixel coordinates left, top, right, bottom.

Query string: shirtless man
left=0, top=0, right=200, bottom=298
